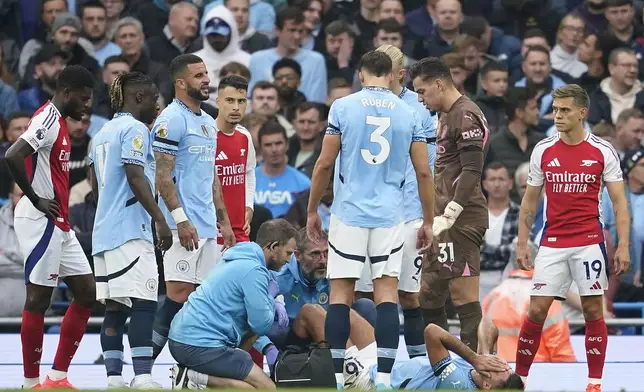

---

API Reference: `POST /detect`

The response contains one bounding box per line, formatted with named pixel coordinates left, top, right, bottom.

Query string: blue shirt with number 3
left=326, top=87, right=424, bottom=228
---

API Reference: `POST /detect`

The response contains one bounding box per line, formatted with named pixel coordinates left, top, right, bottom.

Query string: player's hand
left=155, top=219, right=173, bottom=251
left=34, top=197, right=61, bottom=220
left=634, top=270, right=642, bottom=288
left=243, top=207, right=253, bottom=236
left=306, top=212, right=324, bottom=244
left=613, top=245, right=630, bottom=275
left=471, top=354, right=510, bottom=378
left=516, top=242, right=533, bottom=271
left=432, top=201, right=463, bottom=236
left=273, top=300, right=289, bottom=329
left=177, top=221, right=199, bottom=251
left=220, top=221, right=236, bottom=252
left=417, top=223, right=433, bottom=254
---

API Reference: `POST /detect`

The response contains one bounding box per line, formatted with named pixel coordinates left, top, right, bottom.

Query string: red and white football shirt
left=215, top=124, right=256, bottom=244
left=527, top=133, right=622, bottom=248
left=15, top=101, right=71, bottom=231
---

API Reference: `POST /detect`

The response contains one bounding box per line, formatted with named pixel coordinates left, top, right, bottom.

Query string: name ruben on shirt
left=545, top=171, right=597, bottom=193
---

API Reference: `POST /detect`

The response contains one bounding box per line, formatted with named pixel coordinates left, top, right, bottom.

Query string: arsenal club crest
left=201, top=125, right=209, bottom=136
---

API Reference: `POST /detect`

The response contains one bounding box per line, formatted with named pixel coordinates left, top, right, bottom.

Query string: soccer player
left=514, top=84, right=630, bottom=392
left=307, top=51, right=435, bottom=389
left=355, top=44, right=437, bottom=360
left=169, top=219, right=297, bottom=389
left=4, top=65, right=95, bottom=389
left=410, top=57, right=490, bottom=350
left=151, top=53, right=236, bottom=359
left=90, top=72, right=173, bottom=388
left=215, top=75, right=257, bottom=246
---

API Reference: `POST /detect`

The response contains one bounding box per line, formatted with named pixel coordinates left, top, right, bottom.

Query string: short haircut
left=616, top=107, right=644, bottom=124
left=218, top=74, right=248, bottom=93
left=480, top=61, right=508, bottom=79
left=441, top=52, right=465, bottom=70
left=551, top=84, right=590, bottom=109
left=256, top=219, right=297, bottom=248
left=276, top=7, right=304, bottom=30
left=252, top=80, right=278, bottom=96
left=258, top=120, right=287, bottom=145
left=453, top=34, right=484, bottom=52
left=523, top=28, right=546, bottom=40
left=592, top=122, right=616, bottom=138
left=410, top=56, right=453, bottom=83
left=169, top=53, right=204, bottom=81
left=376, top=44, right=404, bottom=71
left=273, top=57, right=302, bottom=78
left=240, top=112, right=268, bottom=130
left=605, top=0, right=633, bottom=8
left=523, top=45, right=550, bottom=61
left=328, top=77, right=351, bottom=93
left=295, top=101, right=323, bottom=120
left=7, top=111, right=32, bottom=124
left=376, top=17, right=404, bottom=35
left=358, top=51, right=393, bottom=77
left=484, top=161, right=508, bottom=179
left=505, top=87, right=537, bottom=120
left=79, top=1, right=105, bottom=18
left=56, top=65, right=94, bottom=91
left=608, top=47, right=636, bottom=65
left=500, top=373, right=525, bottom=390
left=325, top=20, right=354, bottom=37
left=224, top=0, right=249, bottom=5
left=103, top=55, right=129, bottom=69
left=295, top=227, right=327, bottom=253
left=220, top=61, right=251, bottom=80
left=109, top=71, right=155, bottom=111
left=461, top=15, right=488, bottom=38
left=514, top=161, right=530, bottom=185
left=111, top=16, right=143, bottom=40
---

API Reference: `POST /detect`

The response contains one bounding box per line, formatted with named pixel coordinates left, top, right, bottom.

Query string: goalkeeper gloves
left=433, top=201, right=463, bottom=236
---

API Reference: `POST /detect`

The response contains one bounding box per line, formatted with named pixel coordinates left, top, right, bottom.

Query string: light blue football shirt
left=90, top=112, right=155, bottom=255
left=327, top=86, right=424, bottom=228
left=254, top=164, right=311, bottom=218
left=151, top=99, right=219, bottom=239
left=370, top=355, right=477, bottom=390
left=400, top=87, right=437, bottom=223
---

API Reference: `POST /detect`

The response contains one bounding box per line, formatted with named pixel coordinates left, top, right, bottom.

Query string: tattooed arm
left=517, top=184, right=542, bottom=247
left=213, top=170, right=236, bottom=248
left=155, top=151, right=180, bottom=211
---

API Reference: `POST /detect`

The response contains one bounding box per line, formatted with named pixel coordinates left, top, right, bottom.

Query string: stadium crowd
left=0, top=0, right=644, bottom=389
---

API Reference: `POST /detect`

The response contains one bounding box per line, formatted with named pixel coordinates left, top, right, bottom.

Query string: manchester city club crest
left=318, top=292, right=328, bottom=304
left=201, top=124, right=209, bottom=136
left=145, top=278, right=157, bottom=292
left=176, top=260, right=190, bottom=273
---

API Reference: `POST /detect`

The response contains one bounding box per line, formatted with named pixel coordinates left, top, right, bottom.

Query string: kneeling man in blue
left=168, top=219, right=297, bottom=389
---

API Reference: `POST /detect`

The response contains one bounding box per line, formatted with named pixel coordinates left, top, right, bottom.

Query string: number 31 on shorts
left=438, top=242, right=455, bottom=264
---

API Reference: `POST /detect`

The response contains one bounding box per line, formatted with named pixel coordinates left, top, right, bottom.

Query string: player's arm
left=244, top=131, right=257, bottom=233
left=5, top=139, right=41, bottom=206
left=605, top=180, right=631, bottom=274
left=476, top=315, right=499, bottom=355
left=242, top=268, right=276, bottom=336
left=154, top=152, right=180, bottom=211
left=213, top=173, right=235, bottom=248
left=410, top=111, right=434, bottom=225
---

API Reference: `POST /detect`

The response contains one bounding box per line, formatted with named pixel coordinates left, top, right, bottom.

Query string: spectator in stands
left=69, top=166, right=96, bottom=260
left=514, top=161, right=530, bottom=200
left=405, top=0, right=439, bottom=39
left=475, top=62, right=509, bottom=134
left=225, top=0, right=273, bottom=53
left=588, top=48, right=644, bottom=125
left=92, top=55, right=130, bottom=120
left=416, top=0, right=462, bottom=59
left=461, top=15, right=522, bottom=81
left=273, top=59, right=307, bottom=120
left=288, top=102, right=323, bottom=177
left=240, top=112, right=268, bottom=163
left=18, top=0, right=67, bottom=78
left=491, top=0, right=563, bottom=46
left=0, top=59, right=19, bottom=118
left=112, top=17, right=172, bottom=104
left=483, top=241, right=576, bottom=363
left=592, top=121, right=617, bottom=145
left=515, top=45, right=566, bottom=131
left=441, top=52, right=467, bottom=94
left=550, top=14, right=588, bottom=79
left=576, top=33, right=606, bottom=92
left=453, top=34, right=484, bottom=95
left=480, top=162, right=520, bottom=298
left=573, top=0, right=609, bottom=35
left=0, top=182, right=26, bottom=317
left=486, top=87, right=544, bottom=180
left=519, top=29, right=551, bottom=58
left=147, top=2, right=201, bottom=67
left=130, top=0, right=181, bottom=39
left=323, top=20, right=357, bottom=84
left=17, top=44, right=66, bottom=113
left=249, top=7, right=327, bottom=103
left=80, top=2, right=122, bottom=66
left=219, top=61, right=251, bottom=81
left=0, top=112, right=29, bottom=200
left=255, top=120, right=311, bottom=218
left=284, top=169, right=333, bottom=231
left=598, top=0, right=644, bottom=61
left=66, top=114, right=91, bottom=188
left=299, top=0, right=324, bottom=50
left=611, top=108, right=644, bottom=158
left=0, top=44, right=17, bottom=89
left=102, top=0, right=127, bottom=32
left=196, top=5, right=250, bottom=105
left=326, top=77, right=352, bottom=106
left=352, top=0, right=381, bottom=52
left=250, top=81, right=295, bottom=137
left=205, top=0, right=277, bottom=38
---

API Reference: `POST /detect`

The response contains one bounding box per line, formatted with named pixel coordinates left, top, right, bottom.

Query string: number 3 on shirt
left=94, top=143, right=109, bottom=189
left=361, top=116, right=391, bottom=165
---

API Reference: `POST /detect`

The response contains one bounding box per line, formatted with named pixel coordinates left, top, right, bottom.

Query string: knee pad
left=422, top=307, right=448, bottom=331
left=352, top=298, right=377, bottom=327
left=455, top=302, right=482, bottom=350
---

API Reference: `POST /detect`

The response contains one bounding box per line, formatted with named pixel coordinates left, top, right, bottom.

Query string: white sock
left=133, top=374, right=152, bottom=382
left=588, top=378, right=602, bottom=385
left=187, top=369, right=208, bottom=386
left=375, top=372, right=391, bottom=387
left=335, top=372, right=344, bottom=387
left=23, top=377, right=40, bottom=388
left=48, top=369, right=67, bottom=381
left=107, top=375, right=125, bottom=386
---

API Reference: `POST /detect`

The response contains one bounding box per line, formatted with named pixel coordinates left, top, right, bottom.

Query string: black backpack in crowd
left=271, top=342, right=336, bottom=388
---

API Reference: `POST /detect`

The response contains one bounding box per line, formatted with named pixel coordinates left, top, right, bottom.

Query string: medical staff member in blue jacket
left=168, top=219, right=297, bottom=390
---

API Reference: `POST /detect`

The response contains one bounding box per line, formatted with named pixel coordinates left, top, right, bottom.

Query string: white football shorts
left=163, top=230, right=219, bottom=284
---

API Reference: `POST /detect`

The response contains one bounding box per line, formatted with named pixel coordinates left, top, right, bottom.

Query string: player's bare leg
left=152, top=281, right=194, bottom=359
left=22, top=284, right=55, bottom=388
left=580, top=295, right=607, bottom=392
left=326, top=278, right=357, bottom=388
left=515, top=295, right=556, bottom=383
left=372, top=276, right=401, bottom=388
left=449, top=276, right=482, bottom=350
left=419, top=271, right=450, bottom=331
left=399, top=290, right=426, bottom=358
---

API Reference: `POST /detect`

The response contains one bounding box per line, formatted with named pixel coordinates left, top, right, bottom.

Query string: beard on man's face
left=186, top=84, right=209, bottom=101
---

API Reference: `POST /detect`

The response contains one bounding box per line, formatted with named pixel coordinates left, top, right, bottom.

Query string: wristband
left=171, top=207, right=188, bottom=224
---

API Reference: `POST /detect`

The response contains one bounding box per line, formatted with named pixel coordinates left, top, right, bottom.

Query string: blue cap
left=203, top=17, right=231, bottom=36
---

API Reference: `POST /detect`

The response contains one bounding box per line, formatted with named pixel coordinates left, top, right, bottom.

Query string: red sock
left=250, top=347, right=264, bottom=367
left=585, top=318, right=607, bottom=380
left=515, top=318, right=543, bottom=377
left=22, top=310, right=45, bottom=378
left=52, top=303, right=92, bottom=372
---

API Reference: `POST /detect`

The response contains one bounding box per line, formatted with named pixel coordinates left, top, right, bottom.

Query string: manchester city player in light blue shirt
left=90, top=72, right=173, bottom=388
left=355, top=45, right=438, bottom=363
left=307, top=50, right=435, bottom=389
left=150, top=54, right=236, bottom=360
